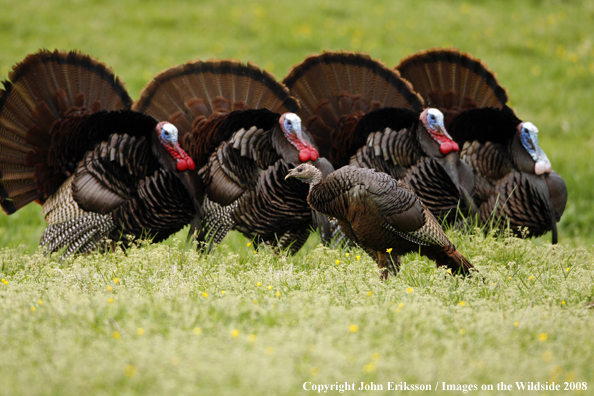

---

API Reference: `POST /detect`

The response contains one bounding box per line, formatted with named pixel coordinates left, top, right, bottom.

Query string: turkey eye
left=164, top=131, right=169, bottom=136
left=297, top=168, right=302, bottom=172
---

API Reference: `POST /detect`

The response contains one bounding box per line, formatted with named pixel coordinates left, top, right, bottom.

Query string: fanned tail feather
left=283, top=51, right=424, bottom=166
left=396, top=48, right=508, bottom=127
left=0, top=49, right=132, bottom=214
left=133, top=59, right=298, bottom=135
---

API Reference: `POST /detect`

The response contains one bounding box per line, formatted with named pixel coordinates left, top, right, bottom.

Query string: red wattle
left=440, top=142, right=453, bottom=155
left=451, top=141, right=459, bottom=152
left=186, top=157, right=195, bottom=170
left=299, top=150, right=311, bottom=162
left=177, top=159, right=189, bottom=171
left=309, top=150, right=319, bottom=161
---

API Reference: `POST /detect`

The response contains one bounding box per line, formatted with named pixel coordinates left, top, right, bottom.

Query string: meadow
left=0, top=0, right=593, bottom=394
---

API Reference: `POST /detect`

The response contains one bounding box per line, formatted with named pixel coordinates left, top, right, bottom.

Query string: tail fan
left=396, top=48, right=508, bottom=127
left=133, top=58, right=298, bottom=135
left=0, top=49, right=132, bottom=214
left=283, top=51, right=424, bottom=166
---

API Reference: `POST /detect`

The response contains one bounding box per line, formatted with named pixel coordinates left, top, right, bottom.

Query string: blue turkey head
left=518, top=122, right=552, bottom=175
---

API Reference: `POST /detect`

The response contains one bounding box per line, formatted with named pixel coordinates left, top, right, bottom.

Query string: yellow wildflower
left=38, top=300, right=43, bottom=305
left=460, top=301, right=466, bottom=306
left=247, top=242, right=252, bottom=247
left=112, top=331, right=121, bottom=339
left=367, top=291, right=373, bottom=296
left=398, top=302, right=404, bottom=308
left=248, top=334, right=257, bottom=342
left=276, top=291, right=281, bottom=297
left=406, top=287, right=413, bottom=294
left=349, top=324, right=359, bottom=333
left=356, top=255, right=361, bottom=260
left=114, top=277, right=119, bottom=284
left=538, top=333, right=548, bottom=342
left=231, top=329, right=240, bottom=338
left=561, top=301, right=566, bottom=305
left=542, top=351, right=553, bottom=362
left=265, top=347, right=275, bottom=355
left=193, top=327, right=202, bottom=335
left=345, top=253, right=349, bottom=257
left=202, top=292, right=208, bottom=298
left=460, top=329, right=466, bottom=335
left=221, top=291, right=225, bottom=296
left=1, top=278, right=8, bottom=285
left=107, top=286, right=112, bottom=291
left=137, top=328, right=145, bottom=336
left=30, top=306, right=36, bottom=312
left=310, top=366, right=320, bottom=376
left=108, top=298, right=114, bottom=303
left=386, top=248, right=392, bottom=253
left=514, top=321, right=520, bottom=327
left=124, top=364, right=137, bottom=377
left=257, top=282, right=261, bottom=287
left=335, top=260, right=340, bottom=265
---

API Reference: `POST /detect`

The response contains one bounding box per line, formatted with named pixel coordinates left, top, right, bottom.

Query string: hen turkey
left=286, top=164, right=474, bottom=278
left=0, top=50, right=203, bottom=257
left=283, top=51, right=475, bottom=225
left=133, top=59, right=334, bottom=253
left=396, top=48, right=567, bottom=243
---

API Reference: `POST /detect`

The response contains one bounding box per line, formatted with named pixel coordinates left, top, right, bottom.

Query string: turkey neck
left=150, top=131, right=205, bottom=206
left=510, top=134, right=539, bottom=174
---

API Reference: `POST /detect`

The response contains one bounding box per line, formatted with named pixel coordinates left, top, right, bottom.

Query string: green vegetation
left=0, top=0, right=593, bottom=394
left=0, top=0, right=593, bottom=248
left=1, top=233, right=593, bottom=395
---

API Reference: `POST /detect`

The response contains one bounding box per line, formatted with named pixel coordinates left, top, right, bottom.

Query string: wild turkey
left=282, top=51, right=475, bottom=225
left=133, top=59, right=334, bottom=253
left=0, top=50, right=204, bottom=257
left=396, top=48, right=567, bottom=243
left=285, top=164, right=474, bottom=278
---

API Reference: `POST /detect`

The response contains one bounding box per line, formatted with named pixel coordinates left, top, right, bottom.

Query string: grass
left=1, top=232, right=593, bottom=395
left=0, top=0, right=593, bottom=248
left=1, top=0, right=593, bottom=394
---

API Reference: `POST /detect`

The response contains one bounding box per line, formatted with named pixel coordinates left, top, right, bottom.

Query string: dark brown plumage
left=0, top=50, right=203, bottom=257
left=133, top=59, right=334, bottom=253
left=283, top=51, right=475, bottom=224
left=396, top=48, right=567, bottom=242
left=285, top=164, right=474, bottom=278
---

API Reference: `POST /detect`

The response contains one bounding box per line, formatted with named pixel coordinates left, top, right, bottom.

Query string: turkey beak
left=285, top=170, right=294, bottom=180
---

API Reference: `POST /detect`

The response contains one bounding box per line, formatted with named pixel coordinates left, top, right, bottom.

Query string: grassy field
left=1, top=233, right=593, bottom=395
left=1, top=0, right=593, bottom=394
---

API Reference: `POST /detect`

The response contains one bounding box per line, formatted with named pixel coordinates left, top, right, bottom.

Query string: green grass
left=0, top=0, right=593, bottom=248
left=1, top=0, right=593, bottom=394
left=1, top=233, right=593, bottom=395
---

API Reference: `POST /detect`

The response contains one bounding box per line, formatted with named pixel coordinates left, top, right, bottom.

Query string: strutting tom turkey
left=396, top=48, right=567, bottom=243
left=283, top=51, right=476, bottom=227
left=0, top=50, right=204, bottom=257
left=286, top=164, right=474, bottom=279
left=133, top=59, right=334, bottom=253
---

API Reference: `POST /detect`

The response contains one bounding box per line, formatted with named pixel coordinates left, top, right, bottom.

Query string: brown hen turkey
left=286, top=164, right=474, bottom=278
left=283, top=51, right=475, bottom=226
left=0, top=50, right=203, bottom=257
left=133, top=59, right=334, bottom=253
left=396, top=48, right=567, bottom=243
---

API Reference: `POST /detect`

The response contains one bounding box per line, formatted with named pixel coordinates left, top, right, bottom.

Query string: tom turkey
left=0, top=50, right=203, bottom=257
left=396, top=48, right=567, bottom=243
left=133, top=58, right=334, bottom=253
left=285, top=164, right=474, bottom=278
left=282, top=51, right=475, bottom=225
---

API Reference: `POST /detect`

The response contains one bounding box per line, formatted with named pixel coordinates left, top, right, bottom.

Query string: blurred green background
left=1, top=0, right=592, bottom=249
